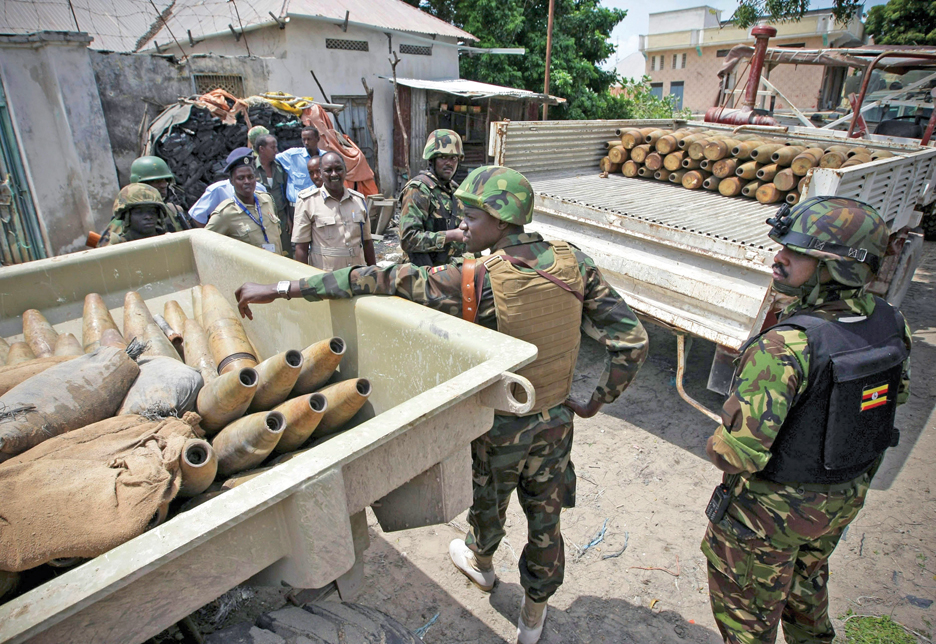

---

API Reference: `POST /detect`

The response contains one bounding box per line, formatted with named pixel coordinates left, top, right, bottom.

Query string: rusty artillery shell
left=871, top=150, right=895, bottom=160
left=636, top=166, right=651, bottom=178
left=663, top=151, right=685, bottom=171
left=756, top=163, right=780, bottom=182
left=668, top=170, right=688, bottom=184
left=154, top=313, right=184, bottom=359
left=735, top=161, right=762, bottom=180
left=178, top=438, right=218, bottom=498
left=846, top=146, right=871, bottom=158
left=630, top=144, right=651, bottom=164
left=701, top=175, right=720, bottom=191
left=699, top=159, right=714, bottom=171
left=272, top=393, right=329, bottom=453
left=53, top=333, right=84, bottom=357
left=654, top=135, right=679, bottom=155
left=741, top=180, right=763, bottom=198
left=755, top=183, right=785, bottom=204
left=791, top=149, right=824, bottom=176
left=798, top=176, right=809, bottom=193
left=824, top=145, right=851, bottom=154
left=605, top=139, right=621, bottom=150
left=22, top=309, right=58, bottom=358
left=6, top=342, right=35, bottom=365
left=652, top=170, right=667, bottom=181
left=620, top=128, right=647, bottom=149
left=143, top=322, right=182, bottom=360
left=680, top=157, right=703, bottom=170
left=718, top=177, right=744, bottom=197
left=681, top=170, right=710, bottom=190
left=622, top=160, right=640, bottom=177
left=122, top=291, right=156, bottom=344
left=183, top=319, right=218, bottom=385
left=201, top=284, right=258, bottom=375
left=785, top=191, right=801, bottom=205
left=645, top=152, right=664, bottom=171
left=196, top=367, right=259, bottom=434
left=248, top=350, right=304, bottom=413
left=82, top=293, right=121, bottom=353
left=750, top=144, right=785, bottom=164
left=712, top=158, right=738, bottom=179
left=687, top=137, right=714, bottom=160
left=644, top=129, right=670, bottom=147
left=773, top=168, right=798, bottom=192
left=770, top=146, right=806, bottom=166
left=212, top=410, right=286, bottom=477
left=0, top=337, right=9, bottom=365
left=703, top=138, right=740, bottom=161
left=730, top=140, right=764, bottom=159
left=599, top=156, right=621, bottom=174
left=609, top=146, right=628, bottom=165
left=316, top=378, right=372, bottom=436
left=100, top=328, right=127, bottom=349
left=819, top=151, right=846, bottom=169
left=191, top=285, right=204, bottom=326
left=840, top=154, right=872, bottom=168
left=163, top=300, right=188, bottom=337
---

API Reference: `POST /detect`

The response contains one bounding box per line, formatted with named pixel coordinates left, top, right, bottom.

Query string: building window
left=650, top=56, right=655, bottom=71
left=672, top=54, right=678, bottom=69
left=681, top=53, right=687, bottom=68
left=716, top=49, right=730, bottom=58
left=193, top=74, right=245, bottom=97
left=325, top=38, right=369, bottom=52
left=650, top=82, right=664, bottom=99
left=400, top=44, right=432, bottom=56
left=669, top=81, right=684, bottom=110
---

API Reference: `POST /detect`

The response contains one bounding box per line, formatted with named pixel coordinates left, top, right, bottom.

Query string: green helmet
left=113, top=183, right=169, bottom=220
left=422, top=129, right=464, bottom=160
left=767, top=196, right=888, bottom=289
left=129, top=156, right=174, bottom=184
left=455, top=166, right=534, bottom=225
left=248, top=125, right=269, bottom=147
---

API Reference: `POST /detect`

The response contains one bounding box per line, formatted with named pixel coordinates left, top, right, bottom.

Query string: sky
left=602, top=0, right=892, bottom=75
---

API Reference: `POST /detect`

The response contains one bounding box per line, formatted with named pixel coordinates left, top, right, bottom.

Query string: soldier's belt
left=311, top=244, right=363, bottom=257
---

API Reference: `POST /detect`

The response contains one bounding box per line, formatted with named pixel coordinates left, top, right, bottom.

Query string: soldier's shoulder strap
left=462, top=257, right=481, bottom=323
left=403, top=172, right=436, bottom=192
left=297, top=186, right=320, bottom=200
left=738, top=311, right=827, bottom=357
left=484, top=248, right=585, bottom=303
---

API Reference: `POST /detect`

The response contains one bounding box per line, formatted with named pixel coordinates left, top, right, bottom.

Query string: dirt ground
left=192, top=239, right=935, bottom=643
left=336, top=241, right=936, bottom=643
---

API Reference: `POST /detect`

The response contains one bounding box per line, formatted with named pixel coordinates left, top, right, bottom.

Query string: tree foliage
left=865, top=0, right=936, bottom=46
left=729, top=0, right=863, bottom=28
left=402, top=0, right=632, bottom=120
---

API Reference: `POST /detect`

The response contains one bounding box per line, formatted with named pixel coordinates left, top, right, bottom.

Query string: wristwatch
left=276, top=280, right=291, bottom=300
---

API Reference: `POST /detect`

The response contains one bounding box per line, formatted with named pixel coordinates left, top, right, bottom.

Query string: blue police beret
left=224, top=147, right=255, bottom=174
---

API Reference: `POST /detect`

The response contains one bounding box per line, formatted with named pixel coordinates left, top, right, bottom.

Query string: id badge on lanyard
left=234, top=195, right=272, bottom=249
left=261, top=243, right=276, bottom=253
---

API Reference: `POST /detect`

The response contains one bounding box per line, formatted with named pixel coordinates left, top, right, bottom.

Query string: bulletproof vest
left=756, top=297, right=908, bottom=485
left=403, top=172, right=459, bottom=267
left=486, top=242, right=584, bottom=415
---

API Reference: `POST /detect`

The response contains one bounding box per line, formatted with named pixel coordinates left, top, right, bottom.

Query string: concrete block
left=204, top=623, right=286, bottom=644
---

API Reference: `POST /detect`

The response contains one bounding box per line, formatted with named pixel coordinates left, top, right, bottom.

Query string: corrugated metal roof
left=142, top=0, right=474, bottom=52
left=383, top=77, right=565, bottom=104
left=1, top=0, right=171, bottom=52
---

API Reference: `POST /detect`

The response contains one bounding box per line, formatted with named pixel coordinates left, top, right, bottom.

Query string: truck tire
left=253, top=602, right=422, bottom=644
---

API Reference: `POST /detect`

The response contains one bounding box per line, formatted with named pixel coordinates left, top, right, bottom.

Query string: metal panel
left=410, top=87, right=428, bottom=174
left=382, top=77, right=562, bottom=104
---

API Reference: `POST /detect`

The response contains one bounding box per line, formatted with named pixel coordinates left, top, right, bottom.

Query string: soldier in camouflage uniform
left=100, top=183, right=177, bottom=246
left=128, top=155, right=193, bottom=232
left=235, top=166, right=649, bottom=644
left=398, top=129, right=467, bottom=266
left=702, top=196, right=912, bottom=644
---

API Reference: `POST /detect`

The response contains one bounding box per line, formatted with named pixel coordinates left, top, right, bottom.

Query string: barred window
left=716, top=49, right=730, bottom=58
left=193, top=74, right=245, bottom=97
left=672, top=54, right=677, bottom=69
left=681, top=53, right=687, bottom=68
left=325, top=38, right=369, bottom=51
left=400, top=44, right=432, bottom=56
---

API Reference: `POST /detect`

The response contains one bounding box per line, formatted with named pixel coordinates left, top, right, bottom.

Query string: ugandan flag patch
left=429, top=265, right=448, bottom=274
left=861, top=383, right=889, bottom=411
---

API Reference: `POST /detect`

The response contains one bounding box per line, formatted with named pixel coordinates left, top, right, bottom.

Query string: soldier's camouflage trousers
left=701, top=470, right=873, bottom=644
left=465, top=404, right=576, bottom=602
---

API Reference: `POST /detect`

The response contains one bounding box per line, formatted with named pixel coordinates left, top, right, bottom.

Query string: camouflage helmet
left=112, top=183, right=169, bottom=220
left=129, top=156, right=174, bottom=184
left=455, top=166, right=534, bottom=225
left=422, top=129, right=464, bottom=160
left=767, top=196, right=888, bottom=287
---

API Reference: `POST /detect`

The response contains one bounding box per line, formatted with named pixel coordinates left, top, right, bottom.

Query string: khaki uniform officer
left=292, top=151, right=375, bottom=270
left=206, top=147, right=283, bottom=254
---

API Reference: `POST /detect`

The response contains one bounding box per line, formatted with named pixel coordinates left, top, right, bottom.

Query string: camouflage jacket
left=710, top=289, right=912, bottom=476
left=398, top=169, right=466, bottom=266
left=99, top=206, right=184, bottom=246
left=300, top=231, right=649, bottom=405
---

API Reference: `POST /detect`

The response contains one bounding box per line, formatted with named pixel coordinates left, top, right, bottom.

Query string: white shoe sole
left=449, top=539, right=495, bottom=592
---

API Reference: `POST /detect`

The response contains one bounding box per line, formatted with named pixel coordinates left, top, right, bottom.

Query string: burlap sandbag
left=117, top=357, right=203, bottom=417
left=0, top=412, right=202, bottom=572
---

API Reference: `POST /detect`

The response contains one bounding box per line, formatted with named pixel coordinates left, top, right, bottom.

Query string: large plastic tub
left=0, top=230, right=536, bottom=644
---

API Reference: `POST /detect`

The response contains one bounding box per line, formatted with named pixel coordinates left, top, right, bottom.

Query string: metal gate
left=0, top=73, right=45, bottom=265
left=332, top=95, right=377, bottom=173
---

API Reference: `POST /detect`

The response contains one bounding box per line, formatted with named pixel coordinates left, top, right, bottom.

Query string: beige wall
left=645, top=35, right=830, bottom=113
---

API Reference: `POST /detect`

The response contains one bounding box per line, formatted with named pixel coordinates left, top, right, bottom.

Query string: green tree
left=729, top=0, right=864, bottom=28
left=403, top=0, right=628, bottom=120
left=865, top=0, right=936, bottom=46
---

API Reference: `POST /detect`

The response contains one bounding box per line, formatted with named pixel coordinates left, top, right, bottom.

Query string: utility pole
left=542, top=0, right=555, bottom=120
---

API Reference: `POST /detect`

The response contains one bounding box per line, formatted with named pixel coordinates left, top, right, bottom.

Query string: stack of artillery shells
left=600, top=128, right=898, bottom=205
